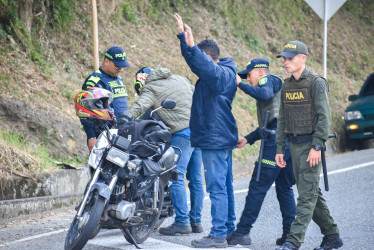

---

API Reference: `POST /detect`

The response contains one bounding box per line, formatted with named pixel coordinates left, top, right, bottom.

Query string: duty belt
left=287, top=133, right=313, bottom=144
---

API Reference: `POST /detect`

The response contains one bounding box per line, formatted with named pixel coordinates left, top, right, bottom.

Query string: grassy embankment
left=0, top=0, right=373, bottom=177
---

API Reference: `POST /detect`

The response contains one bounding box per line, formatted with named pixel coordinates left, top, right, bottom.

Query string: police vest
left=89, top=70, right=128, bottom=98
left=282, top=73, right=325, bottom=135
left=256, top=75, right=283, bottom=127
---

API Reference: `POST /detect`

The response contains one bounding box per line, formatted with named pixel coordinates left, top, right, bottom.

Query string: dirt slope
left=0, top=0, right=373, bottom=178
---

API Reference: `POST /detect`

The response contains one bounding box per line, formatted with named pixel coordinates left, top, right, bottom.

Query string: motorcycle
left=65, top=99, right=180, bottom=250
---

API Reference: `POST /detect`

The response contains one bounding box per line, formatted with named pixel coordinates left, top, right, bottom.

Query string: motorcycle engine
left=108, top=201, right=136, bottom=220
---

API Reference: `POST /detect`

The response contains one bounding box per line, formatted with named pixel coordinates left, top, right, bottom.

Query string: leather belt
left=287, top=133, right=313, bottom=144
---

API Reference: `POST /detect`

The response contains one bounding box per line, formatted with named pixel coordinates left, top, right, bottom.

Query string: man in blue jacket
left=174, top=13, right=238, bottom=248
left=227, top=58, right=296, bottom=246
left=81, top=46, right=130, bottom=151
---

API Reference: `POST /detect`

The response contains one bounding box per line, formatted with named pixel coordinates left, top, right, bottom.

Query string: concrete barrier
left=0, top=167, right=91, bottom=221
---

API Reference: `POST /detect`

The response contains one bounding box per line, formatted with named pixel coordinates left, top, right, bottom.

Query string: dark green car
left=345, top=73, right=374, bottom=149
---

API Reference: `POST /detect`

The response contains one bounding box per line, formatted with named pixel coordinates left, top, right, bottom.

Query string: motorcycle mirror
left=161, top=99, right=176, bottom=110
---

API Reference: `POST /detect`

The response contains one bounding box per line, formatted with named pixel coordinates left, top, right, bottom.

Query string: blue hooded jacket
left=177, top=32, right=238, bottom=149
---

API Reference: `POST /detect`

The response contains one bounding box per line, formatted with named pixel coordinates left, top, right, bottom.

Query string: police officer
left=227, top=58, right=296, bottom=246
left=275, top=41, right=343, bottom=250
left=81, top=46, right=130, bottom=151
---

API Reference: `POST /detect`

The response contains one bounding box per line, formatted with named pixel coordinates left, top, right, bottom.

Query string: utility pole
left=92, top=0, right=99, bottom=70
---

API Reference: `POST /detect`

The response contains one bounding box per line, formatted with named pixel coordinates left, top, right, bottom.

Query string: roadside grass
left=0, top=131, right=86, bottom=180
left=0, top=0, right=373, bottom=179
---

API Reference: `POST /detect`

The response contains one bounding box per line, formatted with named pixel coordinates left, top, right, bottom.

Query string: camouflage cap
left=277, top=41, right=308, bottom=58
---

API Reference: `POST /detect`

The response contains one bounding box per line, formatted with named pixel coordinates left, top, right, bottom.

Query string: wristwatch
left=312, top=143, right=323, bottom=151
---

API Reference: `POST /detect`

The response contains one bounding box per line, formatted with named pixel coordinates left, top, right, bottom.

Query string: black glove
left=118, top=111, right=134, bottom=126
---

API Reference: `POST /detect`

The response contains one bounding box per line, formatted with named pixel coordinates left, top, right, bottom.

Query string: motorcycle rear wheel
left=122, top=180, right=165, bottom=244
left=64, top=191, right=106, bottom=250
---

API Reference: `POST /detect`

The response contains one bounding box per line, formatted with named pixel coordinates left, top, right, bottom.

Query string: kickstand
left=124, top=228, right=142, bottom=249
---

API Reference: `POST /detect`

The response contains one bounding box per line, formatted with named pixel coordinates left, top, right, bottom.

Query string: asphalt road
left=1, top=148, right=374, bottom=250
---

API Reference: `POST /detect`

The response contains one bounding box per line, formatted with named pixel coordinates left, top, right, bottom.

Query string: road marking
left=3, top=161, right=373, bottom=248
left=87, top=229, right=193, bottom=249
left=211, top=160, right=374, bottom=198
left=323, top=161, right=374, bottom=175
left=0, top=228, right=67, bottom=247
left=87, top=229, right=250, bottom=249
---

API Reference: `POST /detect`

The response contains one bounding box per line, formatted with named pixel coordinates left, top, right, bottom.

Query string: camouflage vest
left=282, top=73, right=322, bottom=135
left=256, top=75, right=283, bottom=127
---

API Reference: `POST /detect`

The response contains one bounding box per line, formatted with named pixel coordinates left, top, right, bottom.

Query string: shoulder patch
left=316, top=81, right=326, bottom=93
left=259, top=76, right=268, bottom=86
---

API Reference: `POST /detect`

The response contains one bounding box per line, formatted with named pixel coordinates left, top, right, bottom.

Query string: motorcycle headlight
left=88, top=129, right=118, bottom=169
left=106, top=147, right=129, bottom=167
left=345, top=110, right=363, bottom=121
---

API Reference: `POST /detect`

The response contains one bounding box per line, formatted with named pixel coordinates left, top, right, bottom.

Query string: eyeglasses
left=110, top=60, right=120, bottom=70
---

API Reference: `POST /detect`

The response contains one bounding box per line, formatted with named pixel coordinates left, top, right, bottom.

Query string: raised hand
left=173, top=13, right=184, bottom=34
left=184, top=23, right=195, bottom=48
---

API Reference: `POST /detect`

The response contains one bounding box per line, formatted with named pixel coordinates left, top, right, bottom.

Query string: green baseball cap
left=277, top=41, right=308, bottom=58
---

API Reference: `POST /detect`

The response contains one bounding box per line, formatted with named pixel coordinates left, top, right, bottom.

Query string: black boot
left=226, top=231, right=252, bottom=246
left=276, top=241, right=299, bottom=250
left=191, top=224, right=203, bottom=233
left=276, top=233, right=287, bottom=246
left=314, top=236, right=343, bottom=250
left=159, top=224, right=192, bottom=235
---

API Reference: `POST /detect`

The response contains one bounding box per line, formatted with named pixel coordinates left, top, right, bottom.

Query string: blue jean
left=170, top=135, right=204, bottom=226
left=202, top=149, right=236, bottom=238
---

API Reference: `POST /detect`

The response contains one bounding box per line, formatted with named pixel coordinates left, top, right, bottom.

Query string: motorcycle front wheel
left=122, top=179, right=165, bottom=244
left=64, top=190, right=106, bottom=250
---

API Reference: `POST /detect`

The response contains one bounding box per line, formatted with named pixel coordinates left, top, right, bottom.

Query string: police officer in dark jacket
left=227, top=58, right=296, bottom=247
left=275, top=41, right=343, bottom=250
left=81, top=46, right=130, bottom=151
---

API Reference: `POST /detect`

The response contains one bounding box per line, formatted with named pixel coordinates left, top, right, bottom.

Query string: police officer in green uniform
left=81, top=46, right=130, bottom=151
left=275, top=41, right=343, bottom=250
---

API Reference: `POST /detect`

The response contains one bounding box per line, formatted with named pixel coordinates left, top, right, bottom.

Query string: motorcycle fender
left=91, top=183, right=111, bottom=199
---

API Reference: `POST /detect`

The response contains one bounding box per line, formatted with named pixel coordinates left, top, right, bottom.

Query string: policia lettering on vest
left=275, top=41, right=343, bottom=250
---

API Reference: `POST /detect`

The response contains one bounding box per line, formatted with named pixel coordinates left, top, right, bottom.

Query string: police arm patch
left=315, top=81, right=326, bottom=93
left=259, top=76, right=268, bottom=86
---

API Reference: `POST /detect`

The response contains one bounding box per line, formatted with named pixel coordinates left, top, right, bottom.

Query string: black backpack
left=118, top=119, right=172, bottom=160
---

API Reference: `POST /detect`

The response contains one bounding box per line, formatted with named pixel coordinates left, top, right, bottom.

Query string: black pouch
left=112, top=135, right=131, bottom=151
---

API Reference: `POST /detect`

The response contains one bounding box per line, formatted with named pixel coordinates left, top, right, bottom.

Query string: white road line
left=3, top=161, right=373, bottom=247
left=204, top=160, right=374, bottom=199
left=0, top=228, right=67, bottom=247
left=323, top=161, right=374, bottom=175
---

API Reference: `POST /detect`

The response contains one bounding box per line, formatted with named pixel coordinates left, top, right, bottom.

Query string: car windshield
left=360, top=73, right=374, bottom=97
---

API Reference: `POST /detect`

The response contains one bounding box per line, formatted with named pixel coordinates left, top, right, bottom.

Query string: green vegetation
left=0, top=130, right=56, bottom=170
left=0, top=130, right=85, bottom=173
left=0, top=0, right=372, bottom=175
